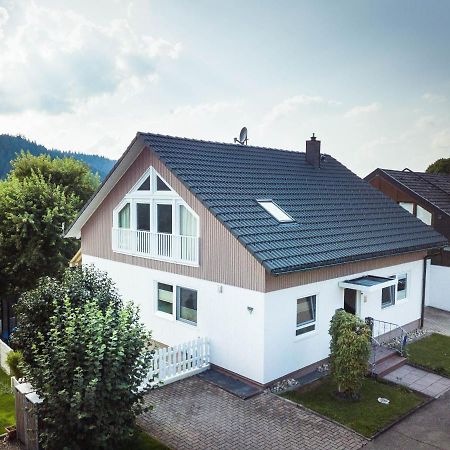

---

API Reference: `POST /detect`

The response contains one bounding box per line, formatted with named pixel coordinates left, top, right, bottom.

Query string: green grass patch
left=118, top=429, right=169, bottom=450
left=0, top=368, right=15, bottom=431
left=281, top=376, right=424, bottom=437
left=407, top=333, right=450, bottom=377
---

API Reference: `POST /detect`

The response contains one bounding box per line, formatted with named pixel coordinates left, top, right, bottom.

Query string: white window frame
left=176, top=286, right=198, bottom=326
left=112, top=166, right=200, bottom=266
left=154, top=281, right=198, bottom=327
left=399, top=202, right=414, bottom=214
left=396, top=273, right=408, bottom=301
left=295, top=294, right=318, bottom=338
left=381, top=283, right=396, bottom=309
left=257, top=199, right=294, bottom=223
left=155, top=281, right=175, bottom=317
left=416, top=205, right=432, bottom=226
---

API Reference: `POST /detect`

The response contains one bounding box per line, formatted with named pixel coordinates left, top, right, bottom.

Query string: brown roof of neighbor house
left=365, top=168, right=450, bottom=217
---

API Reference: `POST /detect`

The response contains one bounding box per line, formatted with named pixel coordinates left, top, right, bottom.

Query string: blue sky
left=0, top=0, right=449, bottom=175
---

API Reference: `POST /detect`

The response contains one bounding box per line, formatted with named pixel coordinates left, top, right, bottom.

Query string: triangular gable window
left=137, top=176, right=151, bottom=191
left=157, top=176, right=171, bottom=191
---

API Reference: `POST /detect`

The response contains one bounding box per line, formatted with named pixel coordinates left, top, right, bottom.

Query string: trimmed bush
left=6, top=350, right=24, bottom=379
left=329, top=309, right=371, bottom=399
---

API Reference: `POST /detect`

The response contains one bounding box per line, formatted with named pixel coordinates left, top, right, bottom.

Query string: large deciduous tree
left=426, top=158, right=450, bottom=175
left=17, top=267, right=153, bottom=450
left=0, top=153, right=99, bottom=298
left=10, top=151, right=100, bottom=206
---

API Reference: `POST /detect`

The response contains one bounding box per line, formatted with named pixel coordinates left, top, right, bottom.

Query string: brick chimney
left=306, top=133, right=321, bottom=168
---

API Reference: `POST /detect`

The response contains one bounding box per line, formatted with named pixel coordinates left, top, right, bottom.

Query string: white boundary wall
left=0, top=339, right=12, bottom=374
left=426, top=263, right=450, bottom=312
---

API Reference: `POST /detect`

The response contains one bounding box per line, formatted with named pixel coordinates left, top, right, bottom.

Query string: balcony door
left=157, top=203, right=173, bottom=257
left=136, top=203, right=151, bottom=253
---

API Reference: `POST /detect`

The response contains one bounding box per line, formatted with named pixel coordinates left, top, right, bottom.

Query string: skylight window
left=257, top=200, right=294, bottom=223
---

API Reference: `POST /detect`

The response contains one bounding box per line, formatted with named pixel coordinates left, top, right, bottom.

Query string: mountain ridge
left=0, top=134, right=116, bottom=180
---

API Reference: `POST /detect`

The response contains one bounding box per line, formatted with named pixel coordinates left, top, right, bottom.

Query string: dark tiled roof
left=379, top=169, right=450, bottom=216
left=139, top=133, right=447, bottom=274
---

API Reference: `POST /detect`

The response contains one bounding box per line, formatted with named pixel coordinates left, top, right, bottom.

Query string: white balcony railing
left=112, top=228, right=199, bottom=265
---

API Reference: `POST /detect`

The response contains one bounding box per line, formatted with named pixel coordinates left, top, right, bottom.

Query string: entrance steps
left=370, top=345, right=407, bottom=377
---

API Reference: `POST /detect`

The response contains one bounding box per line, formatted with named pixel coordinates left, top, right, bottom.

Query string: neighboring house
left=365, top=168, right=450, bottom=312
left=65, top=133, right=447, bottom=386
left=365, top=168, right=450, bottom=266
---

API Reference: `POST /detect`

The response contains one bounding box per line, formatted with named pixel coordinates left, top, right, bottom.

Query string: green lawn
left=0, top=368, right=15, bottom=431
left=281, top=377, right=424, bottom=437
left=407, top=333, right=450, bottom=377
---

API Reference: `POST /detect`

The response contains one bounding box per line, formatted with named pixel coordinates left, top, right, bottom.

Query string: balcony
left=112, top=228, right=199, bottom=266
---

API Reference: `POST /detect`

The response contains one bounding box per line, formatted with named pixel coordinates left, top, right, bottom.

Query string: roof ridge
left=137, top=131, right=332, bottom=157
left=402, top=167, right=450, bottom=196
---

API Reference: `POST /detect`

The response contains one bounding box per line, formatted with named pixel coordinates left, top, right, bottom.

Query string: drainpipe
left=421, top=249, right=443, bottom=328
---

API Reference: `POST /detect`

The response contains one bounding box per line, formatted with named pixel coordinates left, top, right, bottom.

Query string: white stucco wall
left=262, top=258, right=424, bottom=383
left=83, top=255, right=266, bottom=383
left=426, top=262, right=450, bottom=311
left=84, top=254, right=424, bottom=385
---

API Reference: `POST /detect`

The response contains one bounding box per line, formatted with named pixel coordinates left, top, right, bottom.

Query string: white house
left=65, top=132, right=447, bottom=386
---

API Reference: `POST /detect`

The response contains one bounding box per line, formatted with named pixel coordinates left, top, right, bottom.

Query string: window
left=136, top=203, right=150, bottom=231
left=179, top=205, right=197, bottom=236
left=296, top=295, right=316, bottom=336
left=416, top=205, right=432, bottom=226
left=257, top=200, right=294, bottom=223
left=177, top=287, right=197, bottom=325
left=397, top=274, right=407, bottom=300
left=157, top=283, right=173, bottom=314
left=399, top=202, right=414, bottom=214
left=137, top=176, right=150, bottom=191
left=157, top=176, right=171, bottom=191
left=157, top=204, right=172, bottom=233
left=381, top=285, right=395, bottom=308
left=118, top=203, right=130, bottom=228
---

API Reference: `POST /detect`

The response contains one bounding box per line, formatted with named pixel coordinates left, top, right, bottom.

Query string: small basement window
left=257, top=200, right=294, bottom=223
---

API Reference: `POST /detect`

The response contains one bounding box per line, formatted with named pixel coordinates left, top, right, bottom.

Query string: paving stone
left=138, top=376, right=367, bottom=450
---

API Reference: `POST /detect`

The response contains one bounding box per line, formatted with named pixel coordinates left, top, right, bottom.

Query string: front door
left=344, top=288, right=357, bottom=315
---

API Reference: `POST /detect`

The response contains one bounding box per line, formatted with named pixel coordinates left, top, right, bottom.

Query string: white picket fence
left=0, top=339, right=12, bottom=374
left=144, top=337, right=210, bottom=388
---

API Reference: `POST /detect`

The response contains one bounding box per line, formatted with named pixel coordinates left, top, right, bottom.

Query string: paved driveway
left=365, top=389, right=450, bottom=450
left=138, top=376, right=367, bottom=450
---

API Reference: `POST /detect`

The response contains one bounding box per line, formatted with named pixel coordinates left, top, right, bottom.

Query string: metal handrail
left=366, top=317, right=408, bottom=376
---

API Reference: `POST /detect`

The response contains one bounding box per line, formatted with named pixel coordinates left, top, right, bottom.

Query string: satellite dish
left=234, top=127, right=248, bottom=145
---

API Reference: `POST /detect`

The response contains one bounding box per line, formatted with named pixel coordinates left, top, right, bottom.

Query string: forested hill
left=0, top=134, right=116, bottom=180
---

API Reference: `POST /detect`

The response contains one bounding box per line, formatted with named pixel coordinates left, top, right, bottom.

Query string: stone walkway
left=138, top=376, right=367, bottom=450
left=424, top=306, right=450, bottom=336
left=384, top=364, right=450, bottom=397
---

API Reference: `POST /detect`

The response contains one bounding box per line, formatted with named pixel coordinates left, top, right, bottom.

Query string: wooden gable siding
left=81, top=146, right=267, bottom=291
left=265, top=251, right=426, bottom=292
left=369, top=174, right=450, bottom=240
left=369, top=175, right=417, bottom=204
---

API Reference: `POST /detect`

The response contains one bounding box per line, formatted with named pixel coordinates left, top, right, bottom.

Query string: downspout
left=421, top=249, right=443, bottom=328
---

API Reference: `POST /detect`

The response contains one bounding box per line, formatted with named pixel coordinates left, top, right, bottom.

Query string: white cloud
left=432, top=128, right=450, bottom=150
left=171, top=101, right=243, bottom=117
left=261, top=94, right=340, bottom=127
left=344, top=102, right=380, bottom=118
left=422, top=92, right=447, bottom=104
left=0, top=1, right=181, bottom=114
left=0, top=6, right=8, bottom=39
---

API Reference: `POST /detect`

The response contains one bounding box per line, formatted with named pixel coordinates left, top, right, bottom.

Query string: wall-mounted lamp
left=247, top=306, right=254, bottom=314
